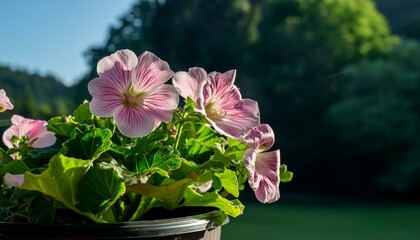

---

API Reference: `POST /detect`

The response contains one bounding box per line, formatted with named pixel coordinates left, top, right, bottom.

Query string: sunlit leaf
left=280, top=164, right=293, bottom=182
left=215, top=169, right=239, bottom=197
left=127, top=176, right=196, bottom=210
left=182, top=188, right=244, bottom=217
left=20, top=154, right=100, bottom=222
left=73, top=102, right=93, bottom=122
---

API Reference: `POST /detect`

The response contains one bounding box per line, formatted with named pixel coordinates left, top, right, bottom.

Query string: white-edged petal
left=134, top=51, right=174, bottom=92
left=97, top=49, right=138, bottom=78
left=173, top=67, right=207, bottom=101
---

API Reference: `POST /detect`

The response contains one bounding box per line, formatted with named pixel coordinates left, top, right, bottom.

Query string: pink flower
left=88, top=49, right=179, bottom=138
left=173, top=67, right=207, bottom=101
left=4, top=173, right=24, bottom=188
left=0, top=89, right=14, bottom=112
left=2, top=115, right=57, bottom=149
left=173, top=68, right=260, bottom=139
left=243, top=124, right=280, bottom=203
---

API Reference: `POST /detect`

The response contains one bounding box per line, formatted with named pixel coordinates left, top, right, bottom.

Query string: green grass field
left=222, top=202, right=420, bottom=240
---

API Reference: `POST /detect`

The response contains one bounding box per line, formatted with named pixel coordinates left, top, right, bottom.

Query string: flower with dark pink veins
left=173, top=68, right=260, bottom=139
left=0, top=89, right=14, bottom=112
left=2, top=115, right=56, bottom=149
left=88, top=50, right=179, bottom=138
left=243, top=124, right=280, bottom=203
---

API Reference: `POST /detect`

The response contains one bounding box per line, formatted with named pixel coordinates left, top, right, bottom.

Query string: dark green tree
left=251, top=0, right=397, bottom=192
left=328, top=40, right=420, bottom=195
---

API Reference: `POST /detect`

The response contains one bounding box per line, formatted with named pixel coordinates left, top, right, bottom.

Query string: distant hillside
left=0, top=65, right=74, bottom=120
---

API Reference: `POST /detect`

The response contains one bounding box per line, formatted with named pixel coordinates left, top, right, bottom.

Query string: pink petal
left=31, top=131, right=57, bottom=148
left=88, top=77, right=124, bottom=117
left=10, top=114, right=25, bottom=126
left=255, top=177, right=280, bottom=204
left=113, top=106, right=155, bottom=138
left=3, top=115, right=56, bottom=149
left=207, top=85, right=242, bottom=111
left=0, top=89, right=14, bottom=112
left=27, top=119, right=57, bottom=148
left=4, top=173, right=24, bottom=188
left=243, top=149, right=260, bottom=189
left=2, top=125, right=17, bottom=148
left=244, top=124, right=275, bottom=151
left=208, top=70, right=236, bottom=94
left=173, top=67, right=207, bottom=101
left=97, top=49, right=138, bottom=80
left=133, top=51, right=174, bottom=92
left=3, top=115, right=28, bottom=148
left=209, top=103, right=260, bottom=139
left=254, top=150, right=280, bottom=203
left=143, top=85, right=179, bottom=122
left=244, top=148, right=280, bottom=203
left=242, top=99, right=260, bottom=122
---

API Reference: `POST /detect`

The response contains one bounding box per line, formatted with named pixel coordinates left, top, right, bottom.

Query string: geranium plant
left=0, top=50, right=292, bottom=223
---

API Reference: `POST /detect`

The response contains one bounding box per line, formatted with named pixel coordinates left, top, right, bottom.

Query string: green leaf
left=0, top=148, right=14, bottom=164
left=215, top=169, right=239, bottom=197
left=20, top=154, right=100, bottom=222
left=137, top=148, right=182, bottom=177
left=0, top=190, right=14, bottom=208
left=280, top=164, right=293, bottom=182
left=75, top=163, right=126, bottom=216
left=182, top=188, right=244, bottom=217
left=125, top=196, right=159, bottom=221
left=0, top=160, right=30, bottom=176
left=47, top=116, right=77, bottom=137
left=127, top=176, right=196, bottom=210
left=28, top=195, right=56, bottom=223
left=63, top=128, right=112, bottom=160
left=213, top=138, right=247, bottom=166
left=73, top=102, right=93, bottom=122
left=180, top=124, right=219, bottom=164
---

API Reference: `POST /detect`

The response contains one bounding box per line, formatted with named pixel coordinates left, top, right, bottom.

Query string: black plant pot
left=0, top=210, right=228, bottom=240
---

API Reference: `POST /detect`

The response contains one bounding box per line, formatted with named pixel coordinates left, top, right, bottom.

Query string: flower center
left=123, top=91, right=143, bottom=108
left=205, top=103, right=226, bottom=120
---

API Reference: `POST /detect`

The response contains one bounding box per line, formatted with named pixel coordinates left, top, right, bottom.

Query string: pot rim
left=0, top=210, right=229, bottom=238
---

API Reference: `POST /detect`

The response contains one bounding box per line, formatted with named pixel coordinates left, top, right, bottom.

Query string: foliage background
left=2, top=0, right=420, bottom=202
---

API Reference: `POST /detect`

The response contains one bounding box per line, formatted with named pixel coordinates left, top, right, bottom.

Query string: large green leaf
left=75, top=163, right=126, bottom=217
left=215, top=169, right=239, bottom=197
left=182, top=188, right=244, bottom=217
left=20, top=154, right=100, bottom=222
left=63, top=128, right=112, bottom=160
left=127, top=177, right=195, bottom=210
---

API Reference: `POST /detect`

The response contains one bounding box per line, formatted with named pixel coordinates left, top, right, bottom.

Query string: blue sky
left=0, top=0, right=135, bottom=86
